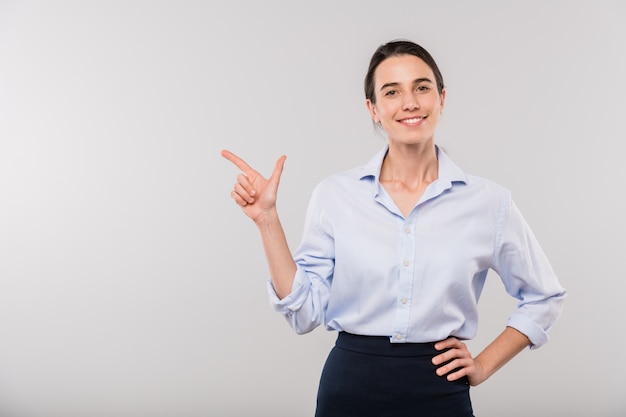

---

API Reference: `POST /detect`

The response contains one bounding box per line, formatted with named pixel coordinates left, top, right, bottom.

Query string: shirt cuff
left=266, top=269, right=311, bottom=316
left=506, top=312, right=549, bottom=350
left=267, top=280, right=294, bottom=315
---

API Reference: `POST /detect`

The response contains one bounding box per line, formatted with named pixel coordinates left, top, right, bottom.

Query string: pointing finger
left=221, top=149, right=258, bottom=176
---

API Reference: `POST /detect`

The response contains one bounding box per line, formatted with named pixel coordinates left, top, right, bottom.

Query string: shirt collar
left=359, top=144, right=468, bottom=186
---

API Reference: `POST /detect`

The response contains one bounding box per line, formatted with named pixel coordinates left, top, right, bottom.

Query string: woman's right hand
left=221, top=150, right=287, bottom=224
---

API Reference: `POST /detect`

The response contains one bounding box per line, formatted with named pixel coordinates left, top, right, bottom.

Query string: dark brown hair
left=364, top=39, right=445, bottom=103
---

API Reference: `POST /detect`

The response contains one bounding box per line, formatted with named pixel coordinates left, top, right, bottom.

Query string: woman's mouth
left=398, top=116, right=427, bottom=126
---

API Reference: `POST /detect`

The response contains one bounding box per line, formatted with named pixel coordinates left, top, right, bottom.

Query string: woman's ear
left=366, top=99, right=379, bottom=123
left=439, top=88, right=446, bottom=114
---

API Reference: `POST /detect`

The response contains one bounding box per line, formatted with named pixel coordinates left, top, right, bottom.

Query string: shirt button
left=403, top=259, right=410, bottom=267
left=404, top=227, right=411, bottom=234
left=401, top=298, right=408, bottom=304
left=395, top=334, right=403, bottom=340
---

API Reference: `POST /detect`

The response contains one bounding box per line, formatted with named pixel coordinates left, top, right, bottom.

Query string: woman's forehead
left=374, top=55, right=435, bottom=86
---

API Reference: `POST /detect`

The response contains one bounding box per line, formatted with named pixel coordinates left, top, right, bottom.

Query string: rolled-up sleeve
left=493, top=195, right=567, bottom=349
left=266, top=185, right=335, bottom=334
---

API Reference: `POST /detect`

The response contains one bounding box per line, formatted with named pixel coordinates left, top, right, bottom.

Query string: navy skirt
left=315, top=332, right=474, bottom=417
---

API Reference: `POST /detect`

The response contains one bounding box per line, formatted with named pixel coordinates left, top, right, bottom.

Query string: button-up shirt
left=268, top=145, right=566, bottom=348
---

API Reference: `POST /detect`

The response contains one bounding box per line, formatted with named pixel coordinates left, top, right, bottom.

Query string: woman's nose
left=402, top=93, right=420, bottom=111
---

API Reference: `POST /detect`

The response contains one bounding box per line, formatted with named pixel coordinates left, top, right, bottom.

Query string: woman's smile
left=398, top=115, right=428, bottom=126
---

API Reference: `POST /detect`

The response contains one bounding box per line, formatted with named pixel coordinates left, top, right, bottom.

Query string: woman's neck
left=380, top=142, right=439, bottom=189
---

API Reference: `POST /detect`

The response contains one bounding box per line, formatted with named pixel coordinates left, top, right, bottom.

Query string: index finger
left=221, top=149, right=257, bottom=176
left=434, top=337, right=460, bottom=351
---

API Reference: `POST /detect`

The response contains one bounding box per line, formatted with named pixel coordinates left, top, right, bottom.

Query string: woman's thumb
left=269, top=155, right=287, bottom=185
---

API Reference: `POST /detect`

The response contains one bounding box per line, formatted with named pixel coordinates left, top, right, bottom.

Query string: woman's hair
left=364, top=39, right=445, bottom=103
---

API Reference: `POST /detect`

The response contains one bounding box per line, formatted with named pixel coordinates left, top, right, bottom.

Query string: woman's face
left=366, top=54, right=445, bottom=147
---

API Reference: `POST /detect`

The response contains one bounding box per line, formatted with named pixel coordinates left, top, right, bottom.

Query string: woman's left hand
left=432, top=337, right=487, bottom=386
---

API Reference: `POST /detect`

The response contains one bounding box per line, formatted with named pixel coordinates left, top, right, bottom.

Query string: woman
left=222, top=40, right=566, bottom=417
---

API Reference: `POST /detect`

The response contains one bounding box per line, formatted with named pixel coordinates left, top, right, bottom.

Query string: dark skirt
left=315, top=332, right=474, bottom=417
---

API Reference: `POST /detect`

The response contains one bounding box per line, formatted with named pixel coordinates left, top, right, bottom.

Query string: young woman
left=222, top=40, right=566, bottom=417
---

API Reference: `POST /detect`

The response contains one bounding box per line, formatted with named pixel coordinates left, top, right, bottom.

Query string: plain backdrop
left=1, top=1, right=625, bottom=416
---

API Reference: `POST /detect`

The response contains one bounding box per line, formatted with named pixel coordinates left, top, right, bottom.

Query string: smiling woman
left=366, top=55, right=445, bottom=151
left=222, top=39, right=566, bottom=417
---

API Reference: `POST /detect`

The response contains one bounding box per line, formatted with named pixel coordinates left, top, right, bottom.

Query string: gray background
left=1, top=1, right=624, bottom=416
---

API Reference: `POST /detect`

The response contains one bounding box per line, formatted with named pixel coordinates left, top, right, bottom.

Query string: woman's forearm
left=255, top=208, right=297, bottom=299
left=474, top=326, right=530, bottom=383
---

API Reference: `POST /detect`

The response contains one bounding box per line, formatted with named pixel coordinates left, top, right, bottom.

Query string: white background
left=1, top=1, right=624, bottom=416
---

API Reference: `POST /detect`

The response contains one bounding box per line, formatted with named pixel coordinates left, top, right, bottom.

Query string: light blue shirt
left=268, top=145, right=566, bottom=348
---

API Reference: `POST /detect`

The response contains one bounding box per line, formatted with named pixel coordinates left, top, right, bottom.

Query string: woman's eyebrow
left=379, top=78, right=433, bottom=91
left=413, top=77, right=434, bottom=85
left=379, top=81, right=400, bottom=91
